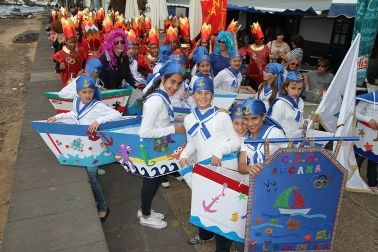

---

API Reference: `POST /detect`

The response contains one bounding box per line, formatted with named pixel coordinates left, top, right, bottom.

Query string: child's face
left=65, top=37, right=77, bottom=51
left=162, top=73, right=183, bottom=96
left=232, top=119, right=248, bottom=137
left=127, top=45, right=134, bottom=59
left=263, top=71, right=276, bottom=82
left=244, top=115, right=265, bottom=136
left=230, top=57, right=242, bottom=70
left=285, top=82, right=303, bottom=99
left=198, top=61, right=211, bottom=75
left=78, top=87, right=94, bottom=104
left=193, top=90, right=213, bottom=110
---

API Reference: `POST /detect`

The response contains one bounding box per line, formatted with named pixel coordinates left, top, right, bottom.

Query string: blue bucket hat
left=85, top=58, right=102, bottom=76
left=192, top=76, right=214, bottom=94
left=286, top=71, right=304, bottom=82
left=76, top=74, right=101, bottom=101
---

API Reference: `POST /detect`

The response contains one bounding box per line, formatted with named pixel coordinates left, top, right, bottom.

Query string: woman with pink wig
left=99, top=29, right=137, bottom=89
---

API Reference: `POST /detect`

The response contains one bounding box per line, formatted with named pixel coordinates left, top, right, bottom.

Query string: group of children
left=45, top=6, right=377, bottom=251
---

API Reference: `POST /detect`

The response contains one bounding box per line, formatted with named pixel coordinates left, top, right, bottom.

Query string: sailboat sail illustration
left=274, top=186, right=311, bottom=215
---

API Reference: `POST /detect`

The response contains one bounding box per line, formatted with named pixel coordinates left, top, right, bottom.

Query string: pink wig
left=102, top=29, right=129, bottom=70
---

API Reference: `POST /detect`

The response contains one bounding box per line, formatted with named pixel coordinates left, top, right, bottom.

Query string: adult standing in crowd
left=281, top=34, right=304, bottom=67
left=267, top=29, right=290, bottom=64
left=210, top=31, right=237, bottom=77
left=99, top=29, right=137, bottom=89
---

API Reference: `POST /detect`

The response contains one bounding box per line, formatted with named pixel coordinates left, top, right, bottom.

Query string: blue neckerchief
left=187, top=106, right=219, bottom=140
left=195, top=72, right=210, bottom=78
left=74, top=97, right=99, bottom=120
left=225, top=67, right=241, bottom=88
left=245, top=124, right=274, bottom=164
left=263, top=84, right=272, bottom=96
left=129, top=58, right=135, bottom=66
left=268, top=96, right=302, bottom=122
left=138, top=89, right=174, bottom=121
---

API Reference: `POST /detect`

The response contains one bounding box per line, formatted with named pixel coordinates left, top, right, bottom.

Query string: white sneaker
left=174, top=175, right=184, bottom=181
left=97, top=168, right=106, bottom=175
left=140, top=215, right=167, bottom=229
left=137, top=209, right=164, bottom=220
left=161, top=181, right=170, bottom=188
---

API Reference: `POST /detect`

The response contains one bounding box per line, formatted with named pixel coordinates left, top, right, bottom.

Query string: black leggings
left=141, top=176, right=163, bottom=216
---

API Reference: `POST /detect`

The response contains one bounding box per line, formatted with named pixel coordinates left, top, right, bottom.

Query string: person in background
left=283, top=57, right=301, bottom=81
left=267, top=29, right=290, bottom=64
left=281, top=34, right=304, bottom=67
left=99, top=29, right=137, bottom=89
left=257, top=63, right=284, bottom=110
left=210, top=31, right=236, bottom=77
left=267, top=71, right=304, bottom=138
left=303, top=58, right=334, bottom=103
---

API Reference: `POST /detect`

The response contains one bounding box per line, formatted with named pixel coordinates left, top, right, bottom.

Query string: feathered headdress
left=95, top=7, right=105, bottom=26
left=144, top=16, right=151, bottom=30
left=179, top=17, right=190, bottom=37
left=102, top=16, right=113, bottom=33
left=127, top=29, right=138, bottom=44
left=201, top=23, right=212, bottom=41
left=164, top=15, right=174, bottom=31
left=114, top=13, right=125, bottom=30
left=61, top=17, right=77, bottom=39
left=84, top=23, right=101, bottom=52
left=166, top=26, right=178, bottom=43
left=227, top=19, right=241, bottom=33
left=51, top=10, right=57, bottom=21
left=149, top=27, right=159, bottom=45
left=251, top=22, right=264, bottom=40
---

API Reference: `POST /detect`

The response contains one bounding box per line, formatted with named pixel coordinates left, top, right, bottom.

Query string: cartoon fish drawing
left=316, top=230, right=330, bottom=240
left=270, top=218, right=278, bottom=224
left=255, top=218, right=264, bottom=224
left=167, top=146, right=183, bottom=160
left=264, top=228, right=273, bottom=234
left=230, top=212, right=239, bottom=222
left=286, top=219, right=300, bottom=230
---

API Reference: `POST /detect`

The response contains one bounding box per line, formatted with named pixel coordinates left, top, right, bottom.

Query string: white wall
left=299, top=17, right=334, bottom=44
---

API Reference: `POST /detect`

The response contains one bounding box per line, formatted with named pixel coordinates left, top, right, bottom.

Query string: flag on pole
left=310, top=33, right=370, bottom=192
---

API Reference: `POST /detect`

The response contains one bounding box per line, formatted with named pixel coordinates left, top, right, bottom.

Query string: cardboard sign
left=191, top=164, right=249, bottom=242
left=354, top=120, right=378, bottom=162
left=245, top=147, right=347, bottom=252
left=100, top=123, right=187, bottom=178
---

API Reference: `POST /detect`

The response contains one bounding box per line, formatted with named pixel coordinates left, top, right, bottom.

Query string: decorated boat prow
left=32, top=117, right=138, bottom=167
left=99, top=123, right=187, bottom=178
left=44, top=87, right=132, bottom=114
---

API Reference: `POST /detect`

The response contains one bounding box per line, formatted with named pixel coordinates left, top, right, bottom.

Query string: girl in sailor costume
left=168, top=52, right=191, bottom=108
left=213, top=52, right=255, bottom=94
left=230, top=105, right=248, bottom=141
left=355, top=91, right=378, bottom=192
left=137, top=60, right=186, bottom=229
left=190, top=47, right=212, bottom=90
left=179, top=77, right=240, bottom=248
left=257, top=63, right=284, bottom=111
left=47, top=74, right=122, bottom=222
left=238, top=98, right=286, bottom=177
left=267, top=71, right=305, bottom=138
left=127, top=40, right=146, bottom=85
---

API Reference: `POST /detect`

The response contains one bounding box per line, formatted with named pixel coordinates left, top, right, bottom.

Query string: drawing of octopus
left=118, top=144, right=136, bottom=172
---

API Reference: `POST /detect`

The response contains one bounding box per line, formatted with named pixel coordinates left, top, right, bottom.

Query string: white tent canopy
left=124, top=0, right=139, bottom=19
left=145, top=0, right=168, bottom=30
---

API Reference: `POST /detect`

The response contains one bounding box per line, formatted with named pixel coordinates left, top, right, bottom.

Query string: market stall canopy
left=167, top=0, right=332, bottom=16
left=328, top=0, right=358, bottom=17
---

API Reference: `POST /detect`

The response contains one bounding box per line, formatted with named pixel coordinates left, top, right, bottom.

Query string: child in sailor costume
left=355, top=91, right=378, bottom=192
left=179, top=77, right=240, bottom=248
left=47, top=74, right=122, bottom=222
left=257, top=63, right=284, bottom=111
left=168, top=52, right=191, bottom=108
left=238, top=98, right=286, bottom=177
left=267, top=71, right=304, bottom=138
left=189, top=46, right=211, bottom=85
left=137, top=60, right=186, bottom=229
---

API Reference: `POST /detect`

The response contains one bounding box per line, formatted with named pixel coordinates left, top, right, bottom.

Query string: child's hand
left=182, top=91, right=190, bottom=99
left=240, top=86, right=256, bottom=94
left=310, top=112, right=320, bottom=122
left=211, top=155, right=221, bottom=166
left=88, top=121, right=100, bottom=133
left=59, top=63, right=66, bottom=71
left=179, top=158, right=189, bottom=168
left=248, top=164, right=262, bottom=176
left=47, top=116, right=56, bottom=122
left=174, top=124, right=186, bottom=134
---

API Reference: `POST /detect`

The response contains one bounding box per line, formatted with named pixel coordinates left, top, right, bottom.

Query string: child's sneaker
left=137, top=209, right=164, bottom=220
left=97, top=168, right=106, bottom=175
left=188, top=234, right=214, bottom=245
left=140, top=215, right=167, bottom=229
left=161, top=181, right=170, bottom=188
